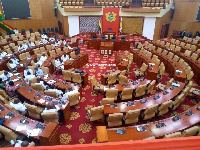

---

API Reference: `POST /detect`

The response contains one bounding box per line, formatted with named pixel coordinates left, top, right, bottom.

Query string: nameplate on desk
left=172, top=116, right=181, bottom=121
left=140, top=99, right=148, bottom=103
left=38, top=99, right=45, bottom=104
left=20, top=119, right=29, bottom=125
left=16, top=125, right=27, bottom=131
left=127, top=102, right=134, bottom=106
left=36, top=123, right=45, bottom=130
left=62, top=81, right=68, bottom=85
left=51, top=101, right=59, bottom=106
left=137, top=126, right=147, bottom=132
left=53, top=78, right=58, bottom=81
left=172, top=82, right=180, bottom=87
left=6, top=112, right=14, bottom=118
left=122, top=84, right=128, bottom=87
left=35, top=93, right=41, bottom=97
left=105, top=72, right=110, bottom=75
left=45, top=96, right=53, bottom=101
left=140, top=78, right=145, bottom=81
left=27, top=88, right=32, bottom=92
left=116, top=129, right=126, bottom=135
left=0, top=105, right=4, bottom=111
left=110, top=104, right=118, bottom=108
left=185, top=111, right=194, bottom=116
left=156, top=122, right=166, bottom=128
left=176, top=70, right=182, bottom=73
left=163, top=91, right=169, bottom=95
left=21, top=83, right=26, bottom=87
left=59, top=100, right=66, bottom=105
left=154, top=95, right=160, bottom=100
left=170, top=86, right=175, bottom=90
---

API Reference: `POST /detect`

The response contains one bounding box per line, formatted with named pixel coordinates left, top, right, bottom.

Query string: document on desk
left=27, top=128, right=41, bottom=136
left=16, top=125, right=27, bottom=131
left=38, top=99, right=46, bottom=104
left=172, top=82, right=180, bottom=87
left=176, top=70, right=182, bottom=73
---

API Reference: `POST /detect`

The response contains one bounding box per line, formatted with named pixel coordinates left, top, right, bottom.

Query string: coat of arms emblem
left=105, top=12, right=117, bottom=22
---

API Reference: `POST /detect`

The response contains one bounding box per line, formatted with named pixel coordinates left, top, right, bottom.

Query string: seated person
left=18, top=44, right=24, bottom=52
left=34, top=78, right=47, bottom=89
left=43, top=103, right=60, bottom=113
left=0, top=117, right=5, bottom=125
left=13, top=140, right=29, bottom=147
left=24, top=66, right=34, bottom=76
left=0, top=71, right=13, bottom=82
left=22, top=42, right=28, bottom=51
left=6, top=81, right=20, bottom=97
left=61, top=39, right=66, bottom=45
left=0, top=78, right=5, bottom=90
left=54, top=57, right=64, bottom=69
left=24, top=72, right=35, bottom=85
left=28, top=41, right=36, bottom=48
left=62, top=86, right=78, bottom=100
left=42, top=38, right=48, bottom=45
left=75, top=47, right=80, bottom=55
left=49, top=36, right=55, bottom=43
left=47, top=85, right=63, bottom=99
left=11, top=55, right=20, bottom=65
left=36, top=53, right=47, bottom=66
left=54, top=40, right=60, bottom=48
left=38, top=40, right=44, bottom=46
left=34, top=67, right=44, bottom=76
left=8, top=60, right=17, bottom=71
left=0, top=50, right=7, bottom=59
left=61, top=52, right=69, bottom=63
left=13, top=28, right=19, bottom=34
left=10, top=98, right=27, bottom=114
left=41, top=34, right=48, bottom=39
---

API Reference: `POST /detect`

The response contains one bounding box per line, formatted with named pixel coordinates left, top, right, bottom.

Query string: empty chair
left=107, top=73, right=117, bottom=85
left=41, top=67, right=49, bottom=75
left=51, top=27, right=55, bottom=32
left=0, top=125, right=18, bottom=141
left=124, top=109, right=140, bottom=125
left=105, top=89, right=118, bottom=100
left=156, top=100, right=172, bottom=116
left=180, top=42, right=185, bottom=47
left=90, top=75, right=104, bottom=96
left=68, top=92, right=80, bottom=108
left=133, top=63, right=148, bottom=78
left=71, top=72, right=82, bottom=84
left=184, top=50, right=192, bottom=56
left=164, top=132, right=182, bottom=138
left=41, top=112, right=59, bottom=124
left=167, top=52, right=174, bottom=59
left=186, top=70, right=194, bottom=82
left=156, top=78, right=174, bottom=91
left=49, top=50, right=56, bottom=56
left=118, top=75, right=128, bottom=84
left=157, top=48, right=163, bottom=53
left=62, top=70, right=71, bottom=81
left=146, top=80, right=156, bottom=94
left=99, top=98, right=115, bottom=105
left=157, top=64, right=165, bottom=81
left=170, top=93, right=185, bottom=110
left=134, top=84, right=147, bottom=97
left=31, top=83, right=44, bottom=94
left=174, top=46, right=181, bottom=52
left=25, top=103, right=44, bottom=119
left=119, top=70, right=126, bottom=76
left=120, top=88, right=133, bottom=101
left=87, top=105, right=104, bottom=127
left=44, top=90, right=57, bottom=98
left=185, top=43, right=191, bottom=49
left=70, top=51, right=76, bottom=58
left=162, top=50, right=168, bottom=55
left=182, top=126, right=199, bottom=137
left=107, top=113, right=123, bottom=127
left=189, top=88, right=200, bottom=97
left=191, top=53, right=198, bottom=60
left=173, top=55, right=180, bottom=62
left=178, top=58, right=184, bottom=66
left=141, top=104, right=159, bottom=120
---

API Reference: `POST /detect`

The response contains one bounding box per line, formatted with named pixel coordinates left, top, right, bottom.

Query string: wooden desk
left=0, top=101, right=59, bottom=146
left=96, top=125, right=153, bottom=143
left=116, top=53, right=129, bottom=71
left=100, top=42, right=113, bottom=56
left=87, top=40, right=101, bottom=50
left=113, top=41, right=130, bottom=51
left=101, top=70, right=121, bottom=85
left=64, top=53, right=88, bottom=70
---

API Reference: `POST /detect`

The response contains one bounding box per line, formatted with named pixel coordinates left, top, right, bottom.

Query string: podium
left=103, top=32, right=116, bottom=41
left=100, top=42, right=113, bottom=56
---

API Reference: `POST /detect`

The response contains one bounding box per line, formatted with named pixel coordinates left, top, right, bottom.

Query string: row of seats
left=142, top=2, right=167, bottom=8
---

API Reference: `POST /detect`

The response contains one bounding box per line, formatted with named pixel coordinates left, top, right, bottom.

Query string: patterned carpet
left=57, top=35, right=199, bottom=145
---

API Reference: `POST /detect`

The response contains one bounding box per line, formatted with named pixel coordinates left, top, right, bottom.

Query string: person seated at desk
left=24, top=72, right=35, bottom=85
left=49, top=36, right=55, bottom=43
left=38, top=40, right=44, bottom=46
left=13, top=28, right=19, bottom=34
left=8, top=60, right=17, bottom=72
left=61, top=39, right=66, bottom=45
left=6, top=81, right=20, bottom=97
left=18, top=44, right=24, bottom=52
left=47, top=84, right=63, bottom=99
left=42, top=38, right=48, bottom=45
left=62, top=86, right=78, bottom=100
left=53, top=40, right=60, bottom=48
left=0, top=117, right=5, bottom=125
left=65, top=44, right=73, bottom=50
left=0, top=78, right=5, bottom=90
left=11, top=55, right=20, bottom=65
left=0, top=50, right=7, bottom=59
left=34, top=67, right=44, bottom=76
left=24, top=66, right=34, bottom=76
left=55, top=57, right=64, bottom=69
left=22, top=42, right=28, bottom=51
left=28, top=41, right=35, bottom=48
left=41, top=33, right=48, bottom=39
left=12, top=140, right=29, bottom=147
left=36, top=53, right=47, bottom=67
left=34, top=77, right=47, bottom=89
left=0, top=71, right=13, bottom=82
left=10, top=98, right=27, bottom=115
left=61, top=52, right=69, bottom=63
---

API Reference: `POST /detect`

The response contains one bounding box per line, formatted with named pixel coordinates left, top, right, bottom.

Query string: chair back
left=182, top=126, right=199, bottom=137
left=0, top=125, right=18, bottom=141
left=100, top=98, right=114, bottom=105
left=106, top=89, right=118, bottom=100
left=140, top=63, right=148, bottom=72
left=63, top=70, right=72, bottom=81
left=164, top=132, right=182, bottom=138
left=143, top=104, right=159, bottom=120
left=68, top=92, right=80, bottom=106
left=72, top=72, right=81, bottom=84
left=107, top=113, right=123, bottom=127
left=135, top=84, right=147, bottom=97
left=118, top=75, right=128, bottom=84
left=146, top=80, right=156, bottom=94
left=107, top=73, right=117, bottom=85
left=31, top=83, right=44, bottom=94
left=41, top=66, right=49, bottom=75
left=158, top=100, right=172, bottom=116
left=41, top=112, right=59, bottom=124
left=25, top=103, right=42, bottom=119
left=44, top=90, right=57, bottom=98
left=89, top=105, right=104, bottom=121
left=125, top=109, right=140, bottom=124
left=121, top=88, right=133, bottom=100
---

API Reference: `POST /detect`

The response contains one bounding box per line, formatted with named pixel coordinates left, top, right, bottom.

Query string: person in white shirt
left=61, top=39, right=66, bottom=45
left=0, top=71, right=13, bottom=82
left=54, top=57, right=64, bottom=69
left=10, top=98, right=27, bottom=114
left=22, top=42, right=28, bottom=51
left=13, top=140, right=29, bottom=147
left=36, top=53, right=47, bottom=66
left=49, top=36, right=55, bottom=43
left=13, top=28, right=19, bottom=34
left=47, top=85, right=63, bottom=99
left=11, top=55, right=20, bottom=65
left=62, top=86, right=79, bottom=100
left=24, top=66, right=34, bottom=76
left=54, top=40, right=60, bottom=48
left=24, top=72, right=35, bottom=85
left=61, top=52, right=69, bottom=63
left=35, top=67, right=44, bottom=76
left=28, top=41, right=35, bottom=48
left=18, top=44, right=23, bottom=52
left=38, top=40, right=44, bottom=46
left=41, top=34, right=48, bottom=39
left=8, top=60, right=17, bottom=72
left=0, top=50, right=7, bottom=59
left=42, top=38, right=48, bottom=45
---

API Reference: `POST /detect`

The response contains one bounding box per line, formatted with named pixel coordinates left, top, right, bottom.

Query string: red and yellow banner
left=102, top=8, right=120, bottom=35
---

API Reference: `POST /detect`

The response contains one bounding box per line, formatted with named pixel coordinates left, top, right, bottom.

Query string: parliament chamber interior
left=0, top=0, right=199, bottom=149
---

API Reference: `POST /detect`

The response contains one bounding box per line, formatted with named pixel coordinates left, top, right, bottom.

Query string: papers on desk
left=20, top=64, right=23, bottom=66
left=38, top=99, right=46, bottom=104
left=172, top=82, right=180, bottom=87
left=137, top=126, right=147, bottom=132
left=16, top=125, right=26, bottom=131
left=149, top=63, right=155, bottom=66
left=47, top=80, right=56, bottom=84
left=13, top=79, right=19, bottom=82
left=27, top=128, right=41, bottom=137
left=123, top=59, right=128, bottom=61
left=176, top=70, right=182, bottom=73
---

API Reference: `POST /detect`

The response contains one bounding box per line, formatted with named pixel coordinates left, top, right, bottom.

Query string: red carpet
left=57, top=35, right=199, bottom=145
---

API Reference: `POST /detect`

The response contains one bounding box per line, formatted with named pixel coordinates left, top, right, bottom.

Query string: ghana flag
left=0, top=11, right=3, bottom=21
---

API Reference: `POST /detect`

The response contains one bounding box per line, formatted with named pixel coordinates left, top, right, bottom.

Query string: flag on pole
left=0, top=11, right=3, bottom=21
left=98, top=18, right=102, bottom=34
left=119, top=17, right=122, bottom=34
